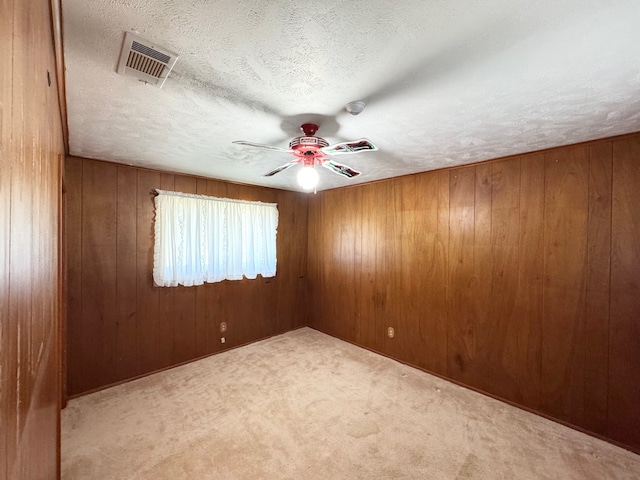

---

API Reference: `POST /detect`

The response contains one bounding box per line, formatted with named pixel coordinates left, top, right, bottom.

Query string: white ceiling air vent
left=117, top=32, right=178, bottom=88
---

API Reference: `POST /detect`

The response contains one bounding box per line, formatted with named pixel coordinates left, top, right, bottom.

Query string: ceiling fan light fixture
left=297, top=165, right=319, bottom=190
left=346, top=100, right=366, bottom=115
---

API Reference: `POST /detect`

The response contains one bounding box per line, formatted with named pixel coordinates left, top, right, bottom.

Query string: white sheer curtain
left=153, top=190, right=278, bottom=287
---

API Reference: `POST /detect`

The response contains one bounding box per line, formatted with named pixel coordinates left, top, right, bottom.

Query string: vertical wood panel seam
left=517, top=157, right=523, bottom=400
left=115, top=168, right=120, bottom=379
left=444, top=170, right=450, bottom=377
left=446, top=172, right=451, bottom=378
left=605, top=140, right=612, bottom=434
left=607, top=141, right=613, bottom=433
left=516, top=157, right=522, bottom=396
left=585, top=149, right=590, bottom=418
left=134, top=171, right=139, bottom=372
left=581, top=148, right=589, bottom=421
left=79, top=160, right=84, bottom=389
left=606, top=141, right=614, bottom=432
left=538, top=153, right=547, bottom=409
left=473, top=166, right=477, bottom=266
left=4, top=41, right=11, bottom=479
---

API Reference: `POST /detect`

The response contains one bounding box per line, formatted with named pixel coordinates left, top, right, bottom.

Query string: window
left=153, top=190, right=278, bottom=287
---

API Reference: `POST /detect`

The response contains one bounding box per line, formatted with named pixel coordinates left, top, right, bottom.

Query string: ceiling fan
left=233, top=123, right=378, bottom=190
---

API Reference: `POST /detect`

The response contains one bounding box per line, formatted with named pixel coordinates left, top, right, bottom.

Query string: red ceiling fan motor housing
left=232, top=122, right=378, bottom=178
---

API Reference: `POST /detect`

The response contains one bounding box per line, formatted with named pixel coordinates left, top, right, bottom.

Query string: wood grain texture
left=0, top=1, right=12, bottom=472
left=379, top=178, right=401, bottom=360
left=484, top=159, right=519, bottom=401
left=65, top=157, right=83, bottom=396
left=0, top=2, right=14, bottom=474
left=116, top=166, right=139, bottom=381
left=610, top=136, right=640, bottom=450
left=373, top=181, right=393, bottom=353
left=65, top=159, right=309, bottom=396
left=392, top=176, right=416, bottom=363
left=307, top=133, right=640, bottom=452
left=469, top=163, right=494, bottom=391
left=414, top=170, right=449, bottom=375
left=82, top=160, right=118, bottom=391
left=136, top=169, right=161, bottom=374
left=306, top=195, right=322, bottom=332
left=276, top=189, right=308, bottom=333
left=356, top=184, right=378, bottom=350
left=1, top=0, right=64, bottom=476
left=585, top=142, right=612, bottom=435
left=515, top=153, right=544, bottom=409
left=541, top=145, right=589, bottom=425
left=329, top=187, right=359, bottom=342
left=447, top=166, right=476, bottom=382
left=10, top=0, right=36, bottom=448
left=324, top=190, right=338, bottom=338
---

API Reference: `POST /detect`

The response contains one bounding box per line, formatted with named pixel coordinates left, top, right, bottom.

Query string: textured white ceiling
left=62, top=0, right=640, bottom=192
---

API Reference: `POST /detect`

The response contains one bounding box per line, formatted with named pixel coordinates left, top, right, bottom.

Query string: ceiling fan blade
left=360, top=15, right=519, bottom=106
left=322, top=139, right=378, bottom=156
left=322, top=161, right=361, bottom=178
left=263, top=161, right=298, bottom=177
left=233, top=140, right=292, bottom=153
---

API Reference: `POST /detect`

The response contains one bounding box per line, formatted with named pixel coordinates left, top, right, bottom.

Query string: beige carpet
left=62, top=328, right=640, bottom=479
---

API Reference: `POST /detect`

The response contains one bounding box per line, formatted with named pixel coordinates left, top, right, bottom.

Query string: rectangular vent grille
left=117, top=32, right=178, bottom=88
left=131, top=41, right=171, bottom=64
left=126, top=49, right=166, bottom=79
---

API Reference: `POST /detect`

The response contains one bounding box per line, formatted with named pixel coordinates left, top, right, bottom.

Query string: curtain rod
left=152, top=189, right=277, bottom=207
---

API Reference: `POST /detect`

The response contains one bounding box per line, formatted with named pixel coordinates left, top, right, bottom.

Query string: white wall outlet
left=220, top=322, right=227, bottom=333
left=387, top=327, right=395, bottom=338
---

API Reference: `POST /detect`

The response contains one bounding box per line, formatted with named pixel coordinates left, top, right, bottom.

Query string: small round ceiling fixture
left=346, top=100, right=366, bottom=115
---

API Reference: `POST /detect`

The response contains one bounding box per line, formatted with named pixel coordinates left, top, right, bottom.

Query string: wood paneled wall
left=1, top=0, right=65, bottom=478
left=65, top=157, right=308, bottom=396
left=307, top=134, right=640, bottom=452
